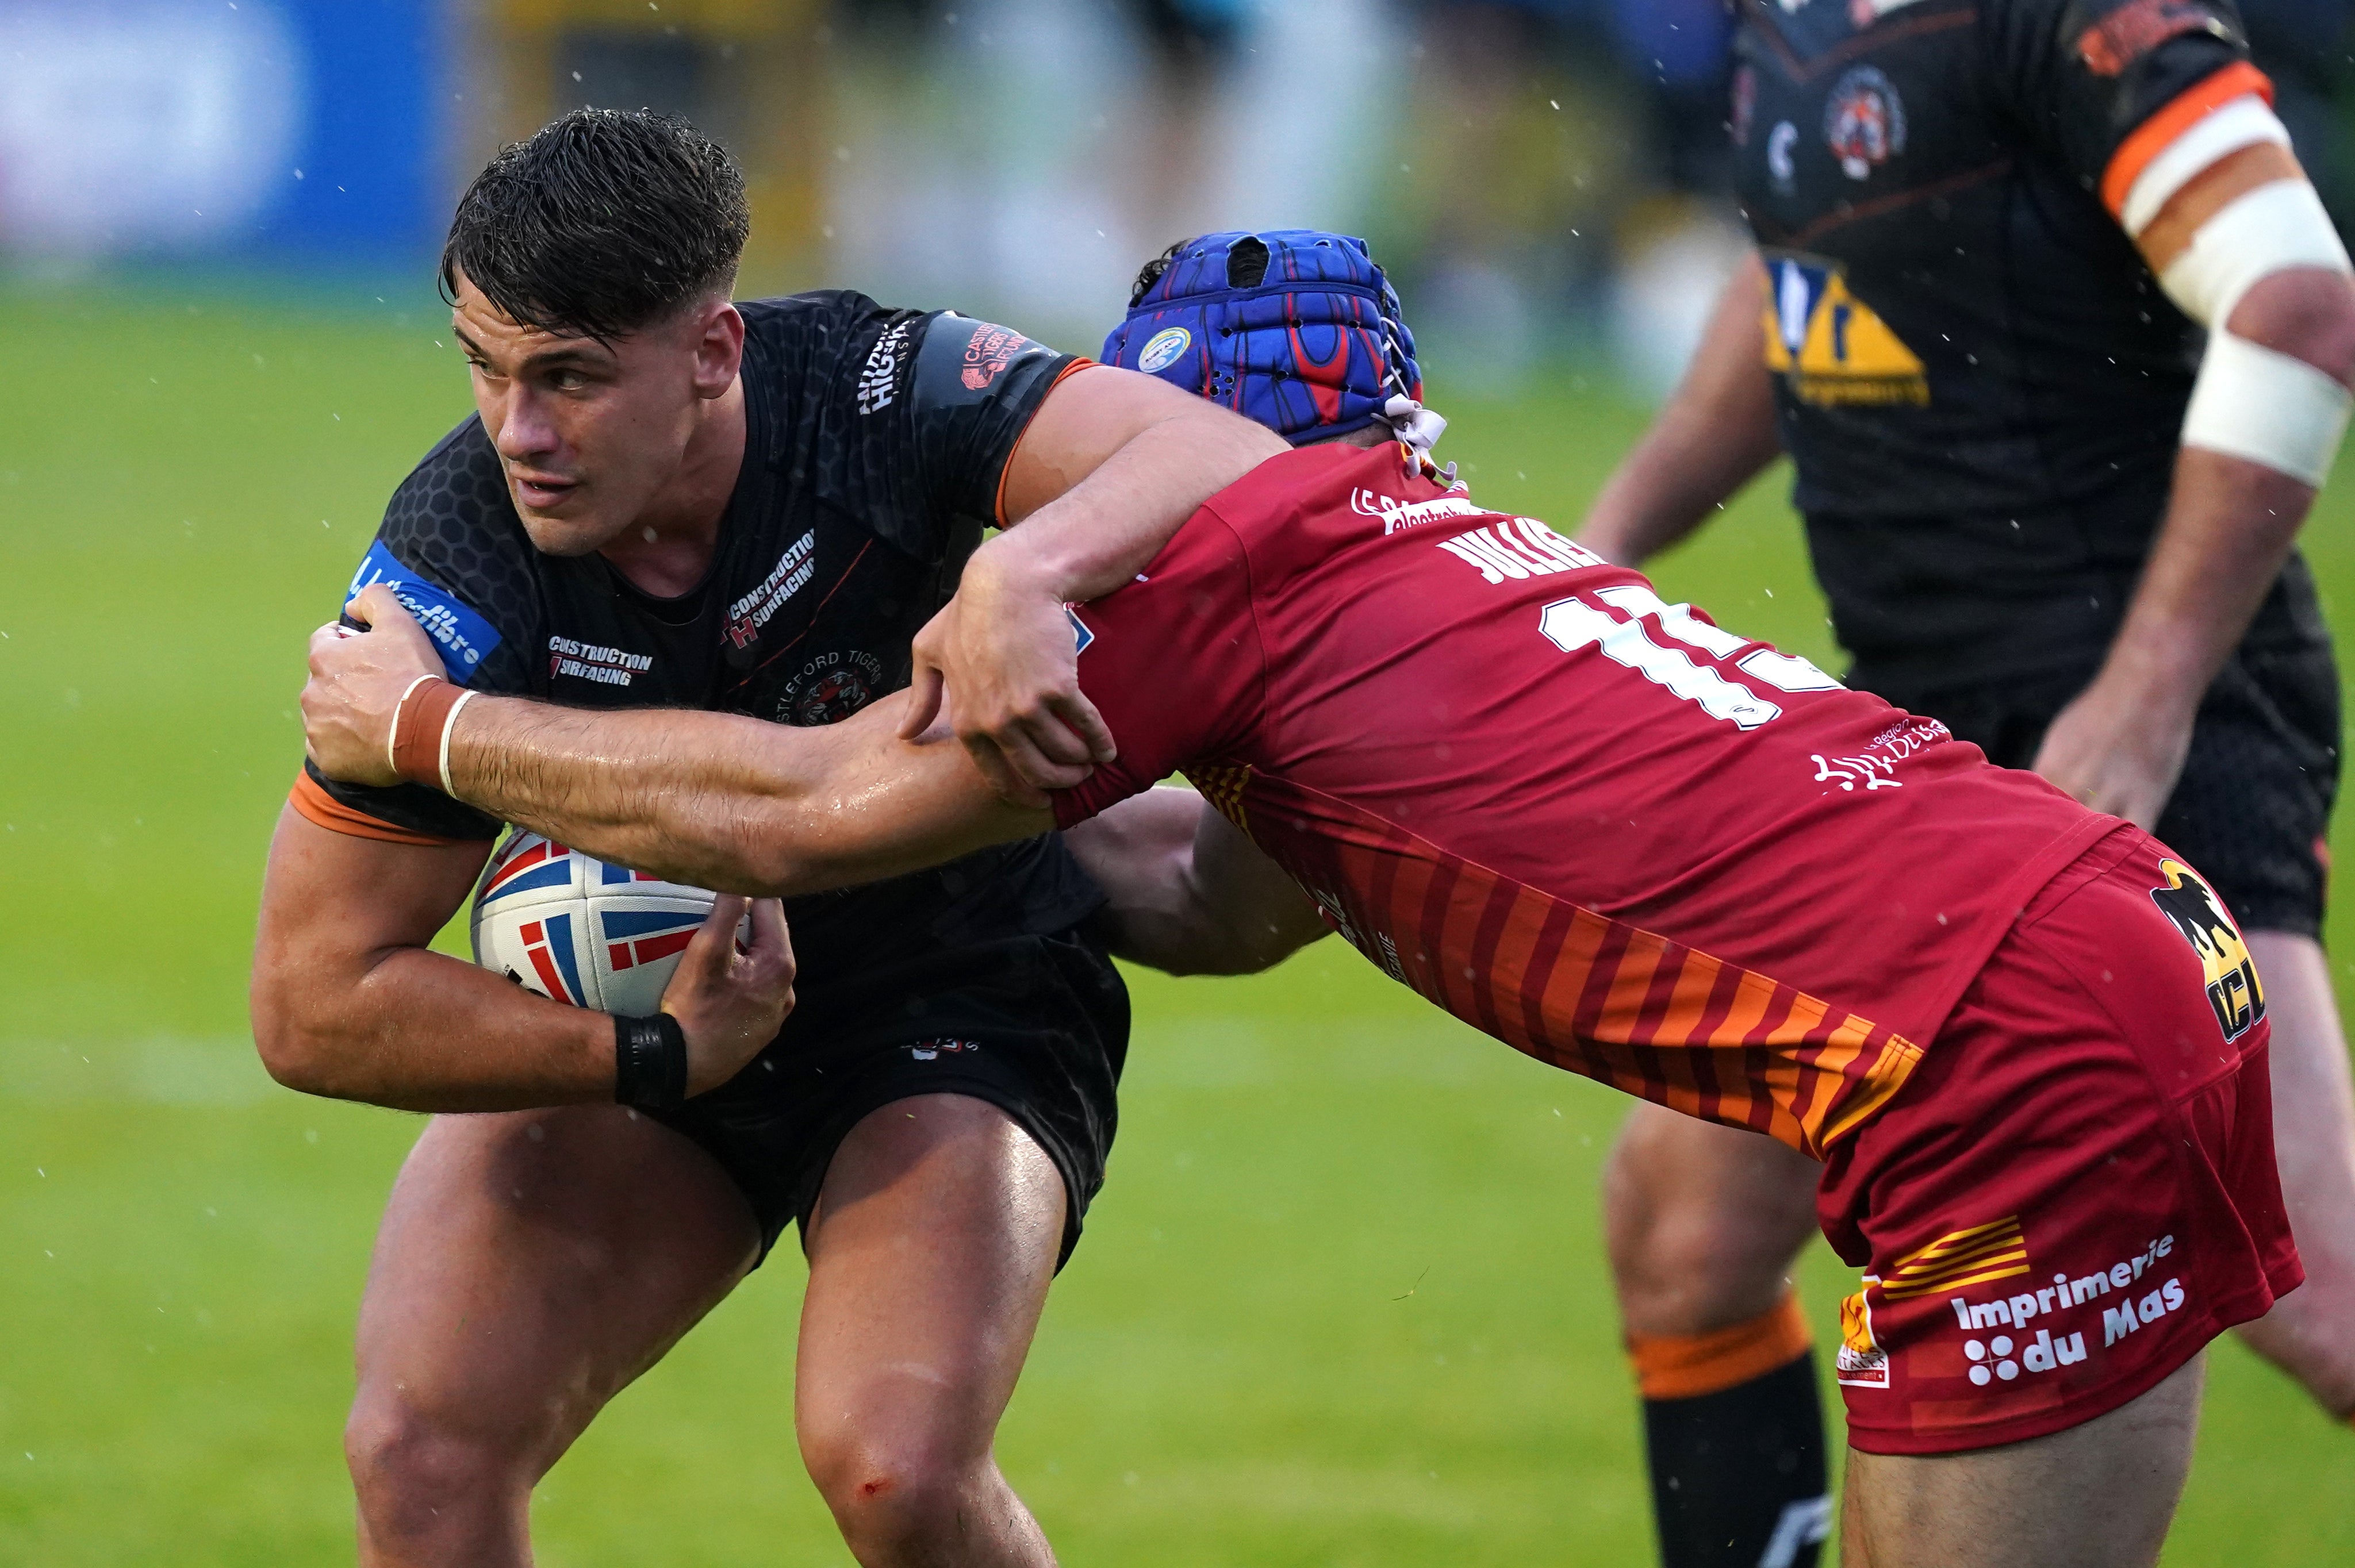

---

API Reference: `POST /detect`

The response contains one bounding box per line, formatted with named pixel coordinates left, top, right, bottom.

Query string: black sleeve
left=749, top=292, right=1075, bottom=564
left=899, top=311, right=1076, bottom=524
left=302, top=418, right=542, bottom=843
left=1988, top=0, right=2256, bottom=199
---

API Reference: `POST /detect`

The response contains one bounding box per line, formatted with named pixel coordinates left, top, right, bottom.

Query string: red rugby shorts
left=1816, top=827, right=2300, bottom=1455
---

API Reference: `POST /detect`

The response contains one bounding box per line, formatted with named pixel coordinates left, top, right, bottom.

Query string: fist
left=302, top=585, right=444, bottom=786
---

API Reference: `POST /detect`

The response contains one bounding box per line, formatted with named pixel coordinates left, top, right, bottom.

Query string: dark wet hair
left=1129, top=233, right=1269, bottom=306
left=440, top=108, right=750, bottom=340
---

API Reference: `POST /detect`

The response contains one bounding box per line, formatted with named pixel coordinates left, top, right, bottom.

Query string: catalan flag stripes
left=1877, top=1216, right=2031, bottom=1300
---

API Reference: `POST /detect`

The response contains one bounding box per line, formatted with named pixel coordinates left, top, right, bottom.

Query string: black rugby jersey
left=300, top=291, right=1104, bottom=977
left=1731, top=0, right=2327, bottom=685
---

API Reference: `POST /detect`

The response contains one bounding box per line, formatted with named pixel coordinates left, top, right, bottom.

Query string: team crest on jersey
left=779, top=648, right=885, bottom=726
left=1760, top=255, right=1928, bottom=408
left=2150, top=859, right=2266, bottom=1041
left=1824, top=65, right=1906, bottom=180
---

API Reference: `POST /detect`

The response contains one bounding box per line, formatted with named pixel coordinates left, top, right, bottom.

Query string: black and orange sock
left=1627, top=1293, right=1830, bottom=1568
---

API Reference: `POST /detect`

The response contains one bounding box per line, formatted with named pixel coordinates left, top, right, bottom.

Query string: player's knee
left=345, top=1392, right=527, bottom=1542
left=808, top=1434, right=988, bottom=1557
left=1605, top=1147, right=1809, bottom=1335
left=2240, top=1288, right=2355, bottom=1418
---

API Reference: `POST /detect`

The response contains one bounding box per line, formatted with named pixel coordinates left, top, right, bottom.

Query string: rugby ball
left=470, top=829, right=724, bottom=1016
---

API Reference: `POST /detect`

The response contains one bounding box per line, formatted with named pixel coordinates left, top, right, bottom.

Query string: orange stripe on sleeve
left=1626, top=1292, right=1815, bottom=1401
left=287, top=770, right=479, bottom=848
left=2100, top=60, right=2274, bottom=218
left=994, top=356, right=1101, bottom=528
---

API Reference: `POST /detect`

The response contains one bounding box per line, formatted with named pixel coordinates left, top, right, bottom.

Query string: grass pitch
left=2, top=284, right=2352, bottom=1564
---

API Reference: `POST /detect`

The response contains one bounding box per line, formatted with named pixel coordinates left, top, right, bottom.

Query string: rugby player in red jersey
left=304, top=232, right=2299, bottom=1564
left=1571, top=5, right=2355, bottom=1561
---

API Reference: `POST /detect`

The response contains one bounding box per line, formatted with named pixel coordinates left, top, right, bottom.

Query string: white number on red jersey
left=1539, top=582, right=1840, bottom=729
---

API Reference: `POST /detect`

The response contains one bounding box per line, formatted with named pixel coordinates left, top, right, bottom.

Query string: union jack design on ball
left=515, top=913, right=589, bottom=1006
left=481, top=835, right=575, bottom=902
left=601, top=908, right=705, bottom=974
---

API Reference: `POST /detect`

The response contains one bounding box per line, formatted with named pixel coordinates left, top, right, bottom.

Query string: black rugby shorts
left=645, top=927, right=1129, bottom=1270
left=1859, top=641, right=2341, bottom=937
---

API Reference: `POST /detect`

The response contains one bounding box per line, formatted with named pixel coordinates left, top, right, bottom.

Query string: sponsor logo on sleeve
left=958, top=320, right=1042, bottom=391
left=1823, top=65, right=1906, bottom=180
left=2150, top=859, right=2266, bottom=1041
left=346, top=540, right=503, bottom=681
left=547, top=636, right=653, bottom=688
left=1065, top=605, right=1094, bottom=655
left=857, top=320, right=914, bottom=416
left=2077, top=0, right=2233, bottom=77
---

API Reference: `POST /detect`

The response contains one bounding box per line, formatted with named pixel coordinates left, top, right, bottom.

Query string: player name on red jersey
left=1058, top=443, right=2115, bottom=1155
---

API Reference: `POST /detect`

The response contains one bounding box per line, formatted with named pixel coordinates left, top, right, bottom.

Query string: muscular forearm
left=1579, top=251, right=1784, bottom=567
left=994, top=395, right=1286, bottom=601
left=251, top=809, right=616, bottom=1112
left=270, top=946, right=616, bottom=1112
left=2096, top=449, right=2314, bottom=709
left=442, top=691, right=1044, bottom=897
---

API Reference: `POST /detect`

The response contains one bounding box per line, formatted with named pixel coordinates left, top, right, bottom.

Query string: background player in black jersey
left=1577, top=3, right=2355, bottom=1564
left=248, top=110, right=1282, bottom=1568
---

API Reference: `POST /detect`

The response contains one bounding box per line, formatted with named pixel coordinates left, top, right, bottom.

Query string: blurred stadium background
left=3, top=1, right=2355, bottom=1561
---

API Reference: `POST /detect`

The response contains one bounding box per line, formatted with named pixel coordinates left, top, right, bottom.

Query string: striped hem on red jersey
left=1303, top=803, right=1924, bottom=1159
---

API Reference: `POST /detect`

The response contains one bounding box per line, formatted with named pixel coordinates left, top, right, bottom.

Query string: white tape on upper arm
left=2158, top=178, right=2352, bottom=328
left=2121, top=96, right=2289, bottom=237
left=2182, top=330, right=2353, bottom=487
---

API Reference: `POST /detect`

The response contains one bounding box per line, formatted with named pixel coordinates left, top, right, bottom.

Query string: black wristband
left=613, top=1013, right=689, bottom=1110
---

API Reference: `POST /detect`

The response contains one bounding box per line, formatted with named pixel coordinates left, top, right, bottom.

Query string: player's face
left=449, top=272, right=731, bottom=556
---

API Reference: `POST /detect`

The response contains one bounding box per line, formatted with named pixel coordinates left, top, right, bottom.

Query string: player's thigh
left=795, top=1093, right=1067, bottom=1477
left=1604, top=1100, right=1823, bottom=1335
left=352, top=1104, right=760, bottom=1470
left=1840, top=1354, right=2203, bottom=1568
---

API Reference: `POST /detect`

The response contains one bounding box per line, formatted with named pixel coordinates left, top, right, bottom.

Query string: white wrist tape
left=2182, top=328, right=2353, bottom=487
left=2121, top=95, right=2289, bottom=237
left=438, top=689, right=478, bottom=794
left=2158, top=177, right=2353, bottom=327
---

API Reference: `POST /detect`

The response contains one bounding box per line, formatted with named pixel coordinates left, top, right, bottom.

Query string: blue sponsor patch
left=346, top=541, right=503, bottom=681
left=1065, top=605, right=1094, bottom=655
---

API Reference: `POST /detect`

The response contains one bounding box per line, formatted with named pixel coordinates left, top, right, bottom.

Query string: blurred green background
left=2, top=285, right=2351, bottom=1565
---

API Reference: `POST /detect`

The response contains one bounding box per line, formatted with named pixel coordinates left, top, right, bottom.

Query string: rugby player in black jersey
left=248, top=110, right=1282, bottom=1568
left=1574, top=3, right=2355, bottom=1563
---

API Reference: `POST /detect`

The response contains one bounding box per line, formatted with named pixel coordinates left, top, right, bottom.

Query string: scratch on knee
left=881, top=1360, right=957, bottom=1389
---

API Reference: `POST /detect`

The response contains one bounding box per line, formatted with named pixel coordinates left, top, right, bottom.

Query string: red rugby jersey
left=1052, top=442, right=2118, bottom=1155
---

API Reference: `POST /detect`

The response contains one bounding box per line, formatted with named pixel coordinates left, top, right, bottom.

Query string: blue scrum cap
left=1100, top=230, right=1441, bottom=450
